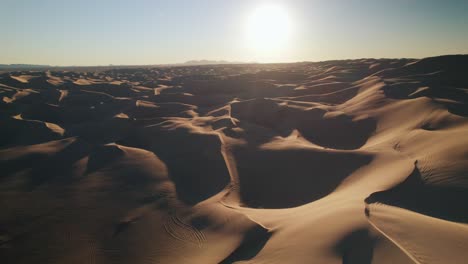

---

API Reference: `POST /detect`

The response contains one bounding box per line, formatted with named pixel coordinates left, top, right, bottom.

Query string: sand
left=1, top=55, right=467, bottom=263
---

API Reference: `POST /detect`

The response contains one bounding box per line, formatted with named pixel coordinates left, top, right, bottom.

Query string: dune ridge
left=1, top=55, right=468, bottom=263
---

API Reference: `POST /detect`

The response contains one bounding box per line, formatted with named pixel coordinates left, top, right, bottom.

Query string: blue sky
left=1, top=0, right=467, bottom=65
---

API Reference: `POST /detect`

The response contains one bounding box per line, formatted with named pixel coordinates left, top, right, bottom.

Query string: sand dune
left=1, top=55, right=468, bottom=263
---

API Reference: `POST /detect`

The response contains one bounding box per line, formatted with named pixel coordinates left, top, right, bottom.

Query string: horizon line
left=1, top=54, right=467, bottom=69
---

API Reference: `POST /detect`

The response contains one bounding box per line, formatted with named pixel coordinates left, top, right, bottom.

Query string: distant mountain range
left=183, top=60, right=247, bottom=65
left=0, top=60, right=253, bottom=71
left=0, top=64, right=51, bottom=69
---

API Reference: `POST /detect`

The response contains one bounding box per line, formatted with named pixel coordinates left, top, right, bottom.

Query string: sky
left=1, top=0, right=467, bottom=66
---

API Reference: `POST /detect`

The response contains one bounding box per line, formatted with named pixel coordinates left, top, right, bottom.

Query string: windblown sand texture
left=1, top=55, right=468, bottom=263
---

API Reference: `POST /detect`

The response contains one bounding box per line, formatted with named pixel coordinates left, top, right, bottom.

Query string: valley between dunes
left=1, top=55, right=468, bottom=263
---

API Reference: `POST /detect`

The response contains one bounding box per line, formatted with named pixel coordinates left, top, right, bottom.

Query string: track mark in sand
left=87, top=237, right=99, bottom=264
left=365, top=203, right=423, bottom=264
left=79, top=235, right=99, bottom=264
left=163, top=213, right=206, bottom=248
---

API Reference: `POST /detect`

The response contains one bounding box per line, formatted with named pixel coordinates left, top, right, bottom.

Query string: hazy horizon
left=2, top=0, right=468, bottom=66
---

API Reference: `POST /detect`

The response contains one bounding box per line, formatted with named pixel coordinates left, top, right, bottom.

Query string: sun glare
left=245, top=4, right=292, bottom=59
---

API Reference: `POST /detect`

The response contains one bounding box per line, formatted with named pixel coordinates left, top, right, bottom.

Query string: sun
left=245, top=4, right=292, bottom=59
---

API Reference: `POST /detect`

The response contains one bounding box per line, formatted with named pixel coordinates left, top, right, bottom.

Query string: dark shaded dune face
left=220, top=225, right=271, bottom=264
left=59, top=106, right=106, bottom=124
left=154, top=84, right=240, bottom=108
left=181, top=78, right=295, bottom=100
left=121, top=124, right=230, bottom=205
left=382, top=76, right=468, bottom=102
left=334, top=228, right=375, bottom=264
left=366, top=166, right=468, bottom=223
left=308, top=62, right=374, bottom=83
left=182, top=79, right=247, bottom=95
left=151, top=92, right=195, bottom=104
left=0, top=85, right=17, bottom=97
left=233, top=147, right=372, bottom=208
left=251, top=70, right=307, bottom=82
left=25, top=76, right=57, bottom=90
left=0, top=117, right=63, bottom=148
left=276, top=85, right=361, bottom=105
left=387, top=55, right=468, bottom=79
left=223, top=120, right=279, bottom=146
left=58, top=95, right=132, bottom=124
left=297, top=114, right=376, bottom=150
left=382, top=80, right=422, bottom=99
left=0, top=141, right=177, bottom=264
left=64, top=117, right=133, bottom=145
left=377, top=56, right=468, bottom=121
left=71, top=82, right=137, bottom=97
left=445, top=101, right=468, bottom=117
left=25, top=139, right=91, bottom=188
left=0, top=138, right=91, bottom=188
left=364, top=59, right=413, bottom=74
left=230, top=98, right=285, bottom=128
left=125, top=100, right=196, bottom=119
left=60, top=90, right=114, bottom=108
left=230, top=98, right=376, bottom=149
left=0, top=137, right=169, bottom=195
left=286, top=87, right=359, bottom=105
left=0, top=140, right=72, bottom=177
left=86, top=145, right=125, bottom=173
left=21, top=103, right=63, bottom=123
left=86, top=146, right=170, bottom=190
left=380, top=55, right=468, bottom=98
left=295, top=82, right=350, bottom=95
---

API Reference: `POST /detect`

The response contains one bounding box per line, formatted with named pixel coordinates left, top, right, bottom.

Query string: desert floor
left=1, top=55, right=468, bottom=263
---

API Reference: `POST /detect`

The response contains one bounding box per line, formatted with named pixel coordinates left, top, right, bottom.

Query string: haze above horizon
left=1, top=0, right=468, bottom=66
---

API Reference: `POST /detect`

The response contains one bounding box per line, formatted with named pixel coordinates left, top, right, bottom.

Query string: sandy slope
left=1, top=55, right=468, bottom=263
